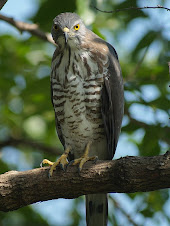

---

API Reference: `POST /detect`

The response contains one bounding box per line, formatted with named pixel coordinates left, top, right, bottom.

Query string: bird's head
left=51, top=12, right=86, bottom=49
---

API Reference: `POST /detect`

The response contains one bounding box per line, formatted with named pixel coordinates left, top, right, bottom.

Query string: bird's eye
left=74, top=24, right=80, bottom=31
left=54, top=24, right=59, bottom=31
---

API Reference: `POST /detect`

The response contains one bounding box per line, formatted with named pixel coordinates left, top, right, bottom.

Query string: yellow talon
left=40, top=159, right=54, bottom=167
left=41, top=142, right=97, bottom=176
left=41, top=146, right=71, bottom=177
left=72, top=141, right=98, bottom=171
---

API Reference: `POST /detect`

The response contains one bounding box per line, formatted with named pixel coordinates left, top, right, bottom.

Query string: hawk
left=42, top=12, right=124, bottom=226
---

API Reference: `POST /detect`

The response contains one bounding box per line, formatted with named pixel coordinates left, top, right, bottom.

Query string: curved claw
left=68, top=160, right=74, bottom=166
left=70, top=155, right=98, bottom=172
left=48, top=157, right=69, bottom=177
left=93, top=156, right=98, bottom=164
left=60, top=162, right=68, bottom=171
left=67, top=141, right=97, bottom=172
left=40, top=159, right=54, bottom=167
left=41, top=146, right=71, bottom=177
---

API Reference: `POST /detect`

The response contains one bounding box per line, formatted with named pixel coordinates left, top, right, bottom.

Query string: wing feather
left=101, top=43, right=124, bottom=159
left=51, top=50, right=65, bottom=148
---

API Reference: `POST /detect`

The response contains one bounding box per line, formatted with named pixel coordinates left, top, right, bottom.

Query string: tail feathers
left=86, top=194, right=108, bottom=226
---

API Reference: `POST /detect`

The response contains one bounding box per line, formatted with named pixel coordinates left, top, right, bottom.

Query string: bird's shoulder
left=84, top=29, right=119, bottom=61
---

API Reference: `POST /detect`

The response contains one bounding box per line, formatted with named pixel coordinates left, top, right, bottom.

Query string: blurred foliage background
left=0, top=0, right=170, bottom=225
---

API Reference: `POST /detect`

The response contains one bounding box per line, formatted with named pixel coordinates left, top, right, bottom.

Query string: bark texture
left=0, top=152, right=170, bottom=212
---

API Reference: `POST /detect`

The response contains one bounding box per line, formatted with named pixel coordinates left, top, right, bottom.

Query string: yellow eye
left=74, top=24, right=80, bottom=31
left=54, top=24, right=59, bottom=31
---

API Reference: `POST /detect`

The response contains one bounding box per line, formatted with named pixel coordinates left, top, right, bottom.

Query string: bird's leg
left=71, top=141, right=98, bottom=171
left=41, top=146, right=71, bottom=177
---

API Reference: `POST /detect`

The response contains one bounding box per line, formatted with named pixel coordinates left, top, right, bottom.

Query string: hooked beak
left=63, top=27, right=69, bottom=43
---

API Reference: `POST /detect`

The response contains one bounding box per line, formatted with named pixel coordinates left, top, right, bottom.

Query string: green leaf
left=132, top=31, right=159, bottom=59
left=32, top=0, right=77, bottom=31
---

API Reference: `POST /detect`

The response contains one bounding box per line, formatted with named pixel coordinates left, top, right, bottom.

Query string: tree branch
left=0, top=137, right=62, bottom=155
left=0, top=0, right=8, bottom=10
left=0, top=151, right=170, bottom=212
left=0, top=13, right=55, bottom=45
left=93, top=5, right=170, bottom=13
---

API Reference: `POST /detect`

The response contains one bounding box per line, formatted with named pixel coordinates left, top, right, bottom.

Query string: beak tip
left=64, top=32, right=68, bottom=43
left=63, top=27, right=69, bottom=43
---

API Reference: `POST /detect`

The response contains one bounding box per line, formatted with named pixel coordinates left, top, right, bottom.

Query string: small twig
left=0, top=0, right=8, bottom=10
left=0, top=137, right=62, bottom=155
left=109, top=195, right=140, bottom=226
left=93, top=5, right=170, bottom=13
left=0, top=13, right=55, bottom=45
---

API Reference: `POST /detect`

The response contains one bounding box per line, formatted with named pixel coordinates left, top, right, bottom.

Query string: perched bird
left=42, top=12, right=124, bottom=226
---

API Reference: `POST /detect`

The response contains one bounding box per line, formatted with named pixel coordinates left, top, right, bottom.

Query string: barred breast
left=51, top=46, right=109, bottom=158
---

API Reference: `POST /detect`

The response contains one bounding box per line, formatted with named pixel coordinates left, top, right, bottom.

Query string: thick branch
left=0, top=137, right=62, bottom=155
left=0, top=13, right=55, bottom=45
left=93, top=5, right=170, bottom=13
left=0, top=151, right=170, bottom=212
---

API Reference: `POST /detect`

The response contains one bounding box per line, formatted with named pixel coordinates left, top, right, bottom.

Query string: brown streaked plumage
left=46, top=12, right=124, bottom=226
